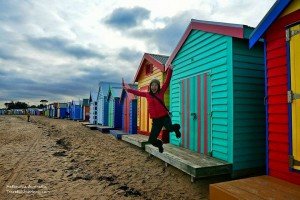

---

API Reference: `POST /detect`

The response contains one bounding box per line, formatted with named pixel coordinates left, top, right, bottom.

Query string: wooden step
left=121, top=134, right=149, bottom=149
left=97, top=125, right=114, bottom=133
left=210, top=175, right=300, bottom=200
left=85, top=124, right=99, bottom=130
left=110, top=130, right=128, bottom=139
left=145, top=143, right=231, bottom=182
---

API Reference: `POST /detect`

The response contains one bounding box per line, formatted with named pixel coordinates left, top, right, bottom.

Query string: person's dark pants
left=27, top=116, right=30, bottom=122
left=148, top=115, right=179, bottom=148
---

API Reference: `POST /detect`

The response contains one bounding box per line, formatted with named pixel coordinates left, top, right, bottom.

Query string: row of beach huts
left=88, top=1, right=299, bottom=198
left=1, top=0, right=299, bottom=198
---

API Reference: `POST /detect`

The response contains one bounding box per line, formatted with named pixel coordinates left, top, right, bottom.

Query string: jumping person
left=123, top=65, right=181, bottom=153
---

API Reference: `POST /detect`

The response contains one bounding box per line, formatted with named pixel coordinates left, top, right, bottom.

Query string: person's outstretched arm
left=123, top=84, right=147, bottom=97
left=160, top=65, right=173, bottom=93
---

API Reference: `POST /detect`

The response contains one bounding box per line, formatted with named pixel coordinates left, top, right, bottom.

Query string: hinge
left=286, top=28, right=300, bottom=41
left=288, top=90, right=293, bottom=103
left=286, top=29, right=290, bottom=41
left=287, top=90, right=300, bottom=103
left=289, top=155, right=300, bottom=167
left=264, top=96, right=268, bottom=105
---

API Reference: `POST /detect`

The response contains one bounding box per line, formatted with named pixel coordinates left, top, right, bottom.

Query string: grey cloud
left=0, top=49, right=18, bottom=60
left=118, top=47, right=142, bottom=62
left=0, top=1, right=27, bottom=23
left=128, top=10, right=203, bottom=54
left=0, top=65, right=128, bottom=105
left=104, top=6, right=150, bottom=29
left=27, top=36, right=104, bottom=59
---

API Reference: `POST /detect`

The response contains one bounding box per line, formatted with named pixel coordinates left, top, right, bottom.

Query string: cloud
left=104, top=6, right=150, bottom=29
left=118, top=47, right=142, bottom=62
left=127, top=10, right=203, bottom=54
left=27, top=36, right=104, bottom=59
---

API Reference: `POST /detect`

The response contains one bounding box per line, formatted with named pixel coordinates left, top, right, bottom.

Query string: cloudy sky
left=0, top=0, right=276, bottom=107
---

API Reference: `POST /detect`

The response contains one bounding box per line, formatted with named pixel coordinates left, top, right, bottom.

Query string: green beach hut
left=166, top=19, right=266, bottom=176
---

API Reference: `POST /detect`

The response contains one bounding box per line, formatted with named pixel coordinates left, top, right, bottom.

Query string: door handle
left=191, top=113, right=197, bottom=120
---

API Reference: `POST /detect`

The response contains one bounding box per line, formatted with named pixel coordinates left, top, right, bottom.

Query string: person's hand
left=123, top=84, right=129, bottom=91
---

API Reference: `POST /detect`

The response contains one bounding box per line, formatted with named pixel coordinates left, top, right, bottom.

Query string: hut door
left=124, top=97, right=129, bottom=132
left=287, top=24, right=300, bottom=170
left=181, top=73, right=211, bottom=154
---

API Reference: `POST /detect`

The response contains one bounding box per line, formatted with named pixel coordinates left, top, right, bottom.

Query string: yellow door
left=289, top=24, right=300, bottom=170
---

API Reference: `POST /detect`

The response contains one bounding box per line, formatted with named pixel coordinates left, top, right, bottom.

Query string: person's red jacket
left=126, top=67, right=172, bottom=119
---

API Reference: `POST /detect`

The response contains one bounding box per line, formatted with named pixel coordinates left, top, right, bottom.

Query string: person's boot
left=173, top=124, right=181, bottom=138
left=157, top=140, right=164, bottom=153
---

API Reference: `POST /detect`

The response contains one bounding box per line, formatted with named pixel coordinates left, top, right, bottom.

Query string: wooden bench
left=85, top=124, right=99, bottom=130
left=145, top=143, right=231, bottom=182
left=96, top=125, right=114, bottom=133
left=210, top=175, right=300, bottom=200
left=121, top=134, right=149, bottom=149
left=110, top=130, right=128, bottom=139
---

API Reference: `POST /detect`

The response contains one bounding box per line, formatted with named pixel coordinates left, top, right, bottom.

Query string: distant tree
left=30, top=105, right=37, bottom=108
left=37, top=104, right=45, bottom=109
left=40, top=100, right=48, bottom=106
left=7, top=101, right=28, bottom=109
left=4, top=102, right=10, bottom=109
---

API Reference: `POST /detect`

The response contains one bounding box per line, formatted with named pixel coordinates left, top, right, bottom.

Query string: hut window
left=145, top=64, right=153, bottom=75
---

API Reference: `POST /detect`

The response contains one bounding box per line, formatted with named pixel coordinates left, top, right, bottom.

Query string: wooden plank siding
left=232, top=39, right=266, bottom=171
left=170, top=29, right=233, bottom=162
left=264, top=9, right=300, bottom=184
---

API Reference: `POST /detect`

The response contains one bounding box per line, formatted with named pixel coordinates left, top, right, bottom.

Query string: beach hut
left=66, top=102, right=72, bottom=119
left=107, top=85, right=123, bottom=129
left=166, top=19, right=266, bottom=176
left=53, top=103, right=59, bottom=118
left=249, top=0, right=300, bottom=185
left=133, top=53, right=170, bottom=142
left=97, top=82, right=121, bottom=126
left=57, top=103, right=68, bottom=119
left=49, top=103, right=55, bottom=118
left=81, top=98, right=90, bottom=121
left=89, top=92, right=98, bottom=124
left=44, top=105, right=50, bottom=117
left=0, top=109, right=5, bottom=115
left=120, top=84, right=138, bottom=134
left=70, top=101, right=82, bottom=120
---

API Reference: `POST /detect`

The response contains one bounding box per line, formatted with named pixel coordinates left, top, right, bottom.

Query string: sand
left=0, top=115, right=230, bottom=200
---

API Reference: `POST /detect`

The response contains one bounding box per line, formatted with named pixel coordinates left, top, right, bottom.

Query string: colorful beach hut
left=70, top=101, right=82, bottom=120
left=44, top=105, right=50, bottom=117
left=166, top=19, right=266, bottom=176
left=49, top=103, right=55, bottom=118
left=107, top=86, right=123, bottom=129
left=81, top=98, right=90, bottom=121
left=134, top=53, right=170, bottom=142
left=249, top=0, right=300, bottom=185
left=89, top=92, right=98, bottom=124
left=97, top=82, right=120, bottom=126
left=120, top=84, right=138, bottom=134
left=57, top=103, right=68, bottom=119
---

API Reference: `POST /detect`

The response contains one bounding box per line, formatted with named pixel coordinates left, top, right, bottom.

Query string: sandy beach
left=0, top=115, right=230, bottom=200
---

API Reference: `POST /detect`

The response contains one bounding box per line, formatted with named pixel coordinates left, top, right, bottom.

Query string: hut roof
left=249, top=0, right=293, bottom=48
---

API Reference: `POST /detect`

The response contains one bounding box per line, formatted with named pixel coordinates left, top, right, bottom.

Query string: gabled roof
left=120, top=84, right=137, bottom=103
left=249, top=0, right=293, bottom=48
left=134, top=53, right=169, bottom=82
left=107, top=86, right=123, bottom=101
left=97, top=82, right=121, bottom=99
left=166, top=19, right=252, bottom=67
left=82, top=98, right=89, bottom=106
left=89, top=91, right=97, bottom=102
left=72, top=100, right=80, bottom=105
